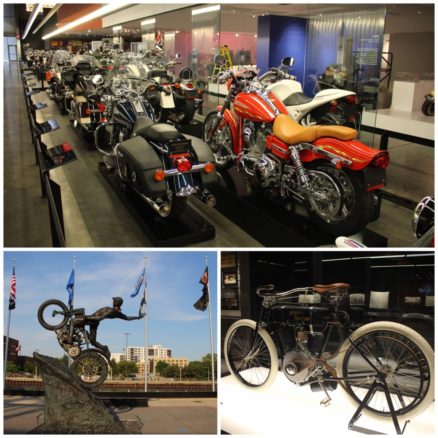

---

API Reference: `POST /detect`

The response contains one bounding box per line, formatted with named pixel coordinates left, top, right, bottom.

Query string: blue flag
left=131, top=267, right=146, bottom=298
left=66, top=269, right=74, bottom=308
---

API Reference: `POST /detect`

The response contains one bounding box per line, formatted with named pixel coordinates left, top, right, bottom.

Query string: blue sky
left=4, top=251, right=217, bottom=362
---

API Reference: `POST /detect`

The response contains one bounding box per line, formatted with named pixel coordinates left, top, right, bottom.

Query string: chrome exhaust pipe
left=140, top=194, right=171, bottom=217
left=201, top=190, right=216, bottom=207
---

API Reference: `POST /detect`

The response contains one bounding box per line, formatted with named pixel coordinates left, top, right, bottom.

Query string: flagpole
left=144, top=257, right=148, bottom=393
left=68, top=256, right=76, bottom=368
left=72, top=256, right=76, bottom=309
left=4, top=258, right=16, bottom=387
left=205, top=256, right=215, bottom=392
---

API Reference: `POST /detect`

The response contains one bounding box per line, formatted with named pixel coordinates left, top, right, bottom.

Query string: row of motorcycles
left=36, top=48, right=431, bottom=240
left=45, top=49, right=217, bottom=219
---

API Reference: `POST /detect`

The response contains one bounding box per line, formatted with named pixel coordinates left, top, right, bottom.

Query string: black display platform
left=210, top=170, right=388, bottom=248
left=98, top=162, right=215, bottom=247
left=40, top=143, right=78, bottom=172
left=35, top=118, right=60, bottom=134
left=31, top=102, right=48, bottom=111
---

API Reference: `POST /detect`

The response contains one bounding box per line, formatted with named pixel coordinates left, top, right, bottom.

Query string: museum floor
left=4, top=62, right=434, bottom=248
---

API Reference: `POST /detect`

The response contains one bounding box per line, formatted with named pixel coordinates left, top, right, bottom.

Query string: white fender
left=266, top=79, right=303, bottom=101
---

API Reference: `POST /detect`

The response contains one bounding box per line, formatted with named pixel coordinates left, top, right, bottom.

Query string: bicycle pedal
left=320, top=397, right=331, bottom=407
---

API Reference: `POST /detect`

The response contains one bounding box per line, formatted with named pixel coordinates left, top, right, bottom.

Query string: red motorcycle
left=203, top=56, right=389, bottom=235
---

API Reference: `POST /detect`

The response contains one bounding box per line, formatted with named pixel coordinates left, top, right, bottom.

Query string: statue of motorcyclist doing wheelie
left=38, top=296, right=145, bottom=387
left=63, top=296, right=145, bottom=359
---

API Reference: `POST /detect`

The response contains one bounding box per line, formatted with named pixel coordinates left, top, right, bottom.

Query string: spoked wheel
left=337, top=322, right=434, bottom=422
left=71, top=350, right=109, bottom=387
left=203, top=111, right=234, bottom=169
left=224, top=319, right=278, bottom=390
left=306, top=163, right=373, bottom=235
left=37, top=299, right=69, bottom=331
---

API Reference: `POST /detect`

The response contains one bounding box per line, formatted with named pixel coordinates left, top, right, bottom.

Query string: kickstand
left=348, top=376, right=409, bottom=435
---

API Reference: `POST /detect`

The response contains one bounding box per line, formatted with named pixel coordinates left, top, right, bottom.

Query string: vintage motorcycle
left=263, top=57, right=361, bottom=127
left=95, top=76, right=218, bottom=218
left=224, top=283, right=434, bottom=425
left=203, top=55, right=389, bottom=235
left=38, top=299, right=109, bottom=387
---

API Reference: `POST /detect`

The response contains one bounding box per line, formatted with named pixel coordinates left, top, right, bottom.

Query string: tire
left=71, top=350, right=109, bottom=387
left=37, top=299, right=69, bottom=331
left=421, top=99, right=434, bottom=116
left=336, top=321, right=434, bottom=422
left=154, top=106, right=169, bottom=123
left=224, top=319, right=278, bottom=390
left=168, top=196, right=187, bottom=218
left=174, top=99, right=195, bottom=124
left=305, top=163, right=373, bottom=235
left=203, top=111, right=234, bottom=169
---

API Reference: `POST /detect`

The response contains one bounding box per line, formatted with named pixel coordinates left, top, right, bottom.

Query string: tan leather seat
left=273, top=114, right=357, bottom=144
left=313, top=283, right=350, bottom=294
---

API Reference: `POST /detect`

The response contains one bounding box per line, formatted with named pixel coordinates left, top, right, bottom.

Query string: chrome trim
left=299, top=143, right=353, bottom=167
left=162, top=163, right=210, bottom=177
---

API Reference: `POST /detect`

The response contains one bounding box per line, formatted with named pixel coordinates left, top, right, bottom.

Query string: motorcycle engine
left=239, top=122, right=278, bottom=188
left=282, top=349, right=315, bottom=384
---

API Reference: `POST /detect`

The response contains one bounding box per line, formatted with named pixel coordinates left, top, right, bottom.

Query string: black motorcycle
left=95, top=77, right=218, bottom=218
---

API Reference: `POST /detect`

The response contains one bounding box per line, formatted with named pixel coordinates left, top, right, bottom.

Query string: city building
left=125, top=344, right=172, bottom=363
left=161, top=357, right=189, bottom=368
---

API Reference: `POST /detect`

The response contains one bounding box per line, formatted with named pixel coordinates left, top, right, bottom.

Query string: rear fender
left=301, top=138, right=387, bottom=171
left=301, top=137, right=388, bottom=191
left=313, top=88, right=356, bottom=101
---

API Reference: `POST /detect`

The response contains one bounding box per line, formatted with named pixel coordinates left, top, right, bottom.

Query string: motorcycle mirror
left=214, top=54, right=226, bottom=66
left=281, top=57, right=294, bottom=67
left=92, top=74, right=104, bottom=86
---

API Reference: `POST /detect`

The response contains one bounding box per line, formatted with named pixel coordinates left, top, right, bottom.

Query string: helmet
left=112, top=297, right=124, bottom=306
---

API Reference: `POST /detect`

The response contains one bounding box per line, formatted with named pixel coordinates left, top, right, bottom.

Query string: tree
left=23, top=362, right=35, bottom=373
left=155, top=360, right=169, bottom=375
left=57, top=355, right=69, bottom=367
left=186, top=361, right=206, bottom=379
left=116, top=361, right=138, bottom=377
left=6, top=361, right=19, bottom=373
left=162, top=365, right=179, bottom=378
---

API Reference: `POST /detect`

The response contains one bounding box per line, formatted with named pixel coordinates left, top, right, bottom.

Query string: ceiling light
left=23, top=3, right=44, bottom=39
left=113, top=25, right=122, bottom=32
left=141, top=18, right=156, bottom=26
left=42, top=3, right=127, bottom=40
left=192, top=5, right=220, bottom=16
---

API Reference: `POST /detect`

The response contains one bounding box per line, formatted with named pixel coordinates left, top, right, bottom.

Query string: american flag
left=9, top=266, right=16, bottom=310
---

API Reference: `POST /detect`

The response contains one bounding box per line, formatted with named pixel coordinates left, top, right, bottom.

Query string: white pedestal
left=392, top=80, right=434, bottom=112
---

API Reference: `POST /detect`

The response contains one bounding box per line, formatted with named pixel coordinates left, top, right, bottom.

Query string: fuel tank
left=233, top=90, right=288, bottom=123
left=112, top=98, right=155, bottom=127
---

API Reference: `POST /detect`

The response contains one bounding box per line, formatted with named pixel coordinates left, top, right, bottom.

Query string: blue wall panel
left=256, top=15, right=307, bottom=84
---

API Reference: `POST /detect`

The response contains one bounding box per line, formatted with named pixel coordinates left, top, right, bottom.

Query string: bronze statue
left=38, top=296, right=145, bottom=387
left=66, top=297, right=145, bottom=358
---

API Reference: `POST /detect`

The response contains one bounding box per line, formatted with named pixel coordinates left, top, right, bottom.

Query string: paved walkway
left=4, top=396, right=217, bottom=434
